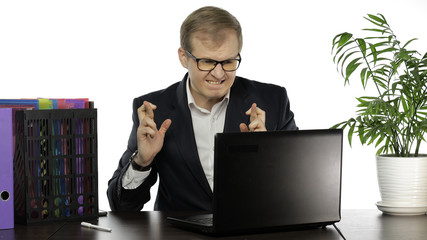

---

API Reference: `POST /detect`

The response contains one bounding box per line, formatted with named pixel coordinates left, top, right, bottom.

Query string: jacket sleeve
left=107, top=98, right=158, bottom=211
left=277, top=86, right=298, bottom=131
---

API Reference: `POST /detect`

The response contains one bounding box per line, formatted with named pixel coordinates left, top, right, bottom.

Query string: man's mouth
left=207, top=80, right=224, bottom=85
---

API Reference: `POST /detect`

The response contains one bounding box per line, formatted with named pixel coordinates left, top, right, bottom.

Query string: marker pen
left=81, top=222, right=112, bottom=232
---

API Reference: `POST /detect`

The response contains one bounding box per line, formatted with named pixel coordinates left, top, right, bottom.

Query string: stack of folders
left=0, top=98, right=98, bottom=225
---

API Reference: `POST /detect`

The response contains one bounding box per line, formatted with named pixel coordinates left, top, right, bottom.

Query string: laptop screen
left=213, top=129, right=343, bottom=233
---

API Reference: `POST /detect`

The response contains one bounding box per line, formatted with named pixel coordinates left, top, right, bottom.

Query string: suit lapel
left=169, top=76, right=213, bottom=197
left=224, top=77, right=253, bottom=132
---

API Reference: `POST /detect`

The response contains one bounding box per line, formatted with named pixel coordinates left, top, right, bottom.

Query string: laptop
left=167, top=129, right=343, bottom=236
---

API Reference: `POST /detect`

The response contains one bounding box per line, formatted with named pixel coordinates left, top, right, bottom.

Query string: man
left=107, top=6, right=297, bottom=211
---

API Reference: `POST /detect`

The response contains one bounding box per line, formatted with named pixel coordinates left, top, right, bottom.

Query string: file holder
left=13, top=109, right=98, bottom=224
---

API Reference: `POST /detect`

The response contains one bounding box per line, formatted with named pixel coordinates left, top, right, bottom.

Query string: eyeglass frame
left=185, top=50, right=242, bottom=72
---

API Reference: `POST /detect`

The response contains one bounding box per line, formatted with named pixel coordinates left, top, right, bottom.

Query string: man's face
left=179, top=29, right=240, bottom=110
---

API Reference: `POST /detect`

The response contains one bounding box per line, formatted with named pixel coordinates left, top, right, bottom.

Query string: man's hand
left=239, top=103, right=267, bottom=132
left=135, top=101, right=172, bottom=167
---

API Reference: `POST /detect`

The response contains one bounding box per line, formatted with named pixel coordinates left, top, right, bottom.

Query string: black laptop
left=167, top=129, right=343, bottom=236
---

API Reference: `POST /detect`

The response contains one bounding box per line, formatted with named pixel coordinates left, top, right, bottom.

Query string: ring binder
left=0, top=108, right=14, bottom=229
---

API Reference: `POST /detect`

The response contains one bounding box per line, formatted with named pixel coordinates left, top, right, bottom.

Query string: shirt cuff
left=122, top=162, right=151, bottom=189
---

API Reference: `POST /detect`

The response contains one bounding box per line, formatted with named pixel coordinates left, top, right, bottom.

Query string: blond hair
left=180, top=6, right=243, bottom=52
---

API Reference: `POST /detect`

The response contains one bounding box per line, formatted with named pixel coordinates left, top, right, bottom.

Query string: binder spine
left=0, top=108, right=14, bottom=229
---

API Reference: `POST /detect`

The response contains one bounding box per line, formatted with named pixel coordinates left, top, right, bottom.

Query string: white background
left=1, top=0, right=427, bottom=211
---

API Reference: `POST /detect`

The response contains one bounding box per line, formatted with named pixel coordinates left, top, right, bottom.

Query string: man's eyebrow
left=200, top=54, right=240, bottom=61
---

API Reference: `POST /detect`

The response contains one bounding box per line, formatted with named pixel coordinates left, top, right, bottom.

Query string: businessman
left=107, top=6, right=298, bottom=211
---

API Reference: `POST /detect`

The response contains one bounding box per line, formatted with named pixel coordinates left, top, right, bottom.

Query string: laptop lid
left=212, top=129, right=343, bottom=234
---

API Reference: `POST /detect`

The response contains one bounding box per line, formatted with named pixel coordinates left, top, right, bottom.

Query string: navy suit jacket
left=107, top=74, right=298, bottom=211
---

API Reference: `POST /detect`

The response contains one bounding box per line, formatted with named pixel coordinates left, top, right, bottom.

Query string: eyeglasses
left=185, top=50, right=241, bottom=72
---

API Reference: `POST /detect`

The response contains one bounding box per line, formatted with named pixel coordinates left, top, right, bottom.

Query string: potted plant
left=331, top=13, right=427, bottom=215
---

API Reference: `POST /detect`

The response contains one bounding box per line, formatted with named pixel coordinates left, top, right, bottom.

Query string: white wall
left=1, top=0, right=427, bottom=211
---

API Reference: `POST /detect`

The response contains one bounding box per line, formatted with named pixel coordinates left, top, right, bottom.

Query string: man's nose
left=210, top=63, right=225, bottom=79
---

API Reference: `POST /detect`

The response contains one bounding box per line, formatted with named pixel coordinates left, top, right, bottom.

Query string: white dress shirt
left=187, top=82, right=229, bottom=190
left=122, top=78, right=230, bottom=190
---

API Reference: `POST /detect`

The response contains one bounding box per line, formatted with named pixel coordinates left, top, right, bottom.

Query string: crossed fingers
left=137, top=101, right=158, bottom=138
left=240, top=103, right=266, bottom=132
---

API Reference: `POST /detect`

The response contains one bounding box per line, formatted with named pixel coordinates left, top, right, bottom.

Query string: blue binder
left=0, top=108, right=14, bottom=229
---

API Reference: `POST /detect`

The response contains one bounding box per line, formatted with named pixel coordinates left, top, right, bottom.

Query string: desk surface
left=1, top=209, right=427, bottom=240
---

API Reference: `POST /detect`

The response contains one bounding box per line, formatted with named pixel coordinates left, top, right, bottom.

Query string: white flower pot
left=376, top=154, right=427, bottom=215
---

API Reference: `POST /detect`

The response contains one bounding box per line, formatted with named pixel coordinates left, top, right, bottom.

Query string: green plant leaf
left=376, top=47, right=398, bottom=55
left=375, top=133, right=385, bottom=147
left=331, top=121, right=347, bottom=129
left=401, top=95, right=408, bottom=112
left=364, top=14, right=387, bottom=30
left=360, top=68, right=368, bottom=87
left=362, top=28, right=387, bottom=34
left=345, top=57, right=362, bottom=82
left=403, top=38, right=418, bottom=48
left=376, top=146, right=385, bottom=155
left=339, top=50, right=359, bottom=77
left=358, top=125, right=366, bottom=144
left=348, top=121, right=356, bottom=147
left=338, top=33, right=353, bottom=48
left=356, top=38, right=367, bottom=56
left=367, top=14, right=387, bottom=25
left=333, top=42, right=357, bottom=64
left=370, top=44, right=378, bottom=65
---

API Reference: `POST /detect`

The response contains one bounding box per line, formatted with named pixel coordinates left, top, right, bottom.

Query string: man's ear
left=178, top=47, right=188, bottom=69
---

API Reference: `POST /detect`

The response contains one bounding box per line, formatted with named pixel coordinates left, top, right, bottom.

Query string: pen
left=81, top=222, right=112, bottom=232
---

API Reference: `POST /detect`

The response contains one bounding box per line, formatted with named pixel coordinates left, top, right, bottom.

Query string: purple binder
left=0, top=108, right=14, bottom=229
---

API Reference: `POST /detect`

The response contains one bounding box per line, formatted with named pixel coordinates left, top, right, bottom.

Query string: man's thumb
left=159, top=119, right=172, bottom=135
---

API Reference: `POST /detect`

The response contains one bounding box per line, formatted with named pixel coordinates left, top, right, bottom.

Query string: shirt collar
left=186, top=76, right=230, bottom=112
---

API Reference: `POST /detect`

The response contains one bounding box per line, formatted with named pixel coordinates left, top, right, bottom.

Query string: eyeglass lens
left=198, top=59, right=239, bottom=71
left=186, top=50, right=241, bottom=71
